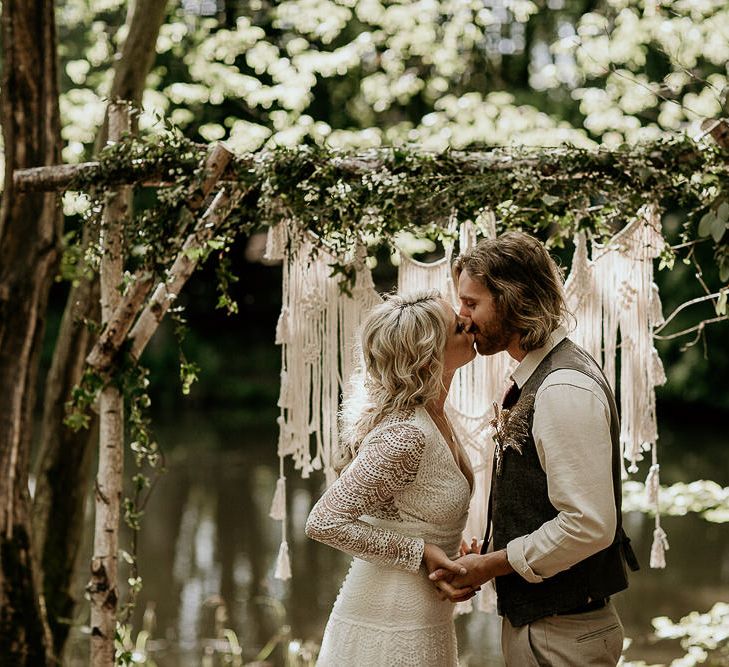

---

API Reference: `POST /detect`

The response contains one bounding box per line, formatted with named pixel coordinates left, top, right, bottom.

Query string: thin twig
left=670, top=238, right=709, bottom=250
left=574, top=26, right=723, bottom=122
left=653, top=291, right=724, bottom=333
left=653, top=315, right=728, bottom=340
left=691, top=252, right=715, bottom=299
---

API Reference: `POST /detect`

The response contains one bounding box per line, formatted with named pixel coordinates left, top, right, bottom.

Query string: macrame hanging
left=269, top=205, right=670, bottom=584
left=266, top=220, right=381, bottom=580
left=563, top=205, right=668, bottom=567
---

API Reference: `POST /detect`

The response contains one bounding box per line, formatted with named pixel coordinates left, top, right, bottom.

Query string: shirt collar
left=511, top=326, right=568, bottom=389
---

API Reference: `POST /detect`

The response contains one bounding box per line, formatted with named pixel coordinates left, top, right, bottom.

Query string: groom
left=430, top=232, right=639, bottom=666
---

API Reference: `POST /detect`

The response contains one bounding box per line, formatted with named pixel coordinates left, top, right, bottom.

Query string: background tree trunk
left=31, top=0, right=169, bottom=658
left=0, top=0, right=63, bottom=664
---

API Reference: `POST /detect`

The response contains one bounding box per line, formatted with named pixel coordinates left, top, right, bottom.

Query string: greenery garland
left=68, top=129, right=729, bottom=282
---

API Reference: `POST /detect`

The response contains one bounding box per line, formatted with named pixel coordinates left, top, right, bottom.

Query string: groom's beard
left=472, top=322, right=515, bottom=356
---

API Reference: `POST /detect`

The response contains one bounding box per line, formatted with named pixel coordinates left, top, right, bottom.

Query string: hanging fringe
left=564, top=232, right=603, bottom=364
left=650, top=282, right=665, bottom=327
left=274, top=540, right=292, bottom=580
left=588, top=207, right=666, bottom=473
left=275, top=307, right=290, bottom=345
left=264, top=220, right=286, bottom=261
left=645, top=464, right=660, bottom=505
left=649, top=524, right=669, bottom=569
left=269, top=477, right=287, bottom=521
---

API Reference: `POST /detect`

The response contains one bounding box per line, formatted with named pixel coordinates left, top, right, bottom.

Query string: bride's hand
left=422, top=543, right=467, bottom=578
left=459, top=536, right=481, bottom=556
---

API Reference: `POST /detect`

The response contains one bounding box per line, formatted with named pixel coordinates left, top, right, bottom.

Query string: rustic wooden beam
left=11, top=150, right=586, bottom=192
left=188, top=142, right=234, bottom=211
left=14, top=133, right=722, bottom=194
left=12, top=161, right=101, bottom=192
left=85, top=143, right=235, bottom=371
left=13, top=141, right=234, bottom=193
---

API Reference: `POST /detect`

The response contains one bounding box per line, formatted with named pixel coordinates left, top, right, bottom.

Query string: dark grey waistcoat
left=485, top=338, right=639, bottom=627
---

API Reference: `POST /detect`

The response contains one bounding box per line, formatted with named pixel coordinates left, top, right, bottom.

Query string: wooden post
left=88, top=102, right=130, bottom=666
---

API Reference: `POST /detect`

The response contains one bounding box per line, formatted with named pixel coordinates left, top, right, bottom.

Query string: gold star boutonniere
left=488, top=400, right=528, bottom=476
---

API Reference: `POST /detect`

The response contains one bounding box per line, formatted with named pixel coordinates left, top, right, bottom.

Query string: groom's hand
left=429, top=553, right=485, bottom=601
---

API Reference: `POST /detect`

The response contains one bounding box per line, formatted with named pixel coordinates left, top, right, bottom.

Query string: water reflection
left=66, top=415, right=729, bottom=666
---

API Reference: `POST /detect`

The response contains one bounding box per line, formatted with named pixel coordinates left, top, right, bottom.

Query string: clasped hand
left=422, top=539, right=485, bottom=603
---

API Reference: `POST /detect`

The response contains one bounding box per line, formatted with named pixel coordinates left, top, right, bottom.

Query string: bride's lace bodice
left=305, top=407, right=472, bottom=574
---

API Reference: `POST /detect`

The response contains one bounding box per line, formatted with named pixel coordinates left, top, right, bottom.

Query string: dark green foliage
left=67, top=130, right=729, bottom=287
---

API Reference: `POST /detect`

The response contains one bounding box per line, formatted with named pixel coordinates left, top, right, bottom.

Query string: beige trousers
left=501, top=600, right=624, bottom=667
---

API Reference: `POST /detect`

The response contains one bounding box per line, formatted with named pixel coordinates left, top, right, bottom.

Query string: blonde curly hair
left=336, top=290, right=448, bottom=471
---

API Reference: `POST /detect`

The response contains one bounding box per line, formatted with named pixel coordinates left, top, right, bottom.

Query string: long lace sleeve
left=305, top=422, right=426, bottom=573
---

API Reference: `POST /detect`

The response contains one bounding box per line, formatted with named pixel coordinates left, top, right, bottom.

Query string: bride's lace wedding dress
left=306, top=406, right=473, bottom=667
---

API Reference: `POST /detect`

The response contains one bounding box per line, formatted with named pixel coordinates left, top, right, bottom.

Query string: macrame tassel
left=274, top=540, right=292, bottom=580
left=651, top=347, right=667, bottom=385
left=277, top=370, right=292, bottom=409
left=645, top=464, right=660, bottom=505
left=275, top=307, right=290, bottom=345
left=264, top=221, right=286, bottom=261
left=269, top=477, right=287, bottom=520
left=649, top=524, right=669, bottom=569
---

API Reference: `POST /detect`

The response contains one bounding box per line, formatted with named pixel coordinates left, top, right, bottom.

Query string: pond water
left=65, top=410, right=729, bottom=666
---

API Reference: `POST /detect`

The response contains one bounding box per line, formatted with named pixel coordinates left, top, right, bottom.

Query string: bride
left=305, top=290, right=478, bottom=666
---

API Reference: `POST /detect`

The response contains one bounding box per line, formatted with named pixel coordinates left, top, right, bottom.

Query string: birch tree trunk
left=0, top=0, right=62, bottom=663
left=87, top=103, right=131, bottom=666
left=32, top=1, right=169, bottom=657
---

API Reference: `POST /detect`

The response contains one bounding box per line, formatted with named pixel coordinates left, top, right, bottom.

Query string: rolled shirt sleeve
left=506, top=370, right=617, bottom=583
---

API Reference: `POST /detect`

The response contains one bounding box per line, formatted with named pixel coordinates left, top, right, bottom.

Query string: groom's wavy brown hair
left=453, top=231, right=569, bottom=352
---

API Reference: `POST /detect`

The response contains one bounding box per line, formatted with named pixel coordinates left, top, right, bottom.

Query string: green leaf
left=64, top=411, right=90, bottom=432
left=542, top=194, right=559, bottom=206
left=717, top=201, right=729, bottom=223
left=698, top=211, right=715, bottom=237
left=711, top=214, right=726, bottom=242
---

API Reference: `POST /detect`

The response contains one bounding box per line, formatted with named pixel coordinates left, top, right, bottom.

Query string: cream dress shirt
left=504, top=326, right=618, bottom=583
